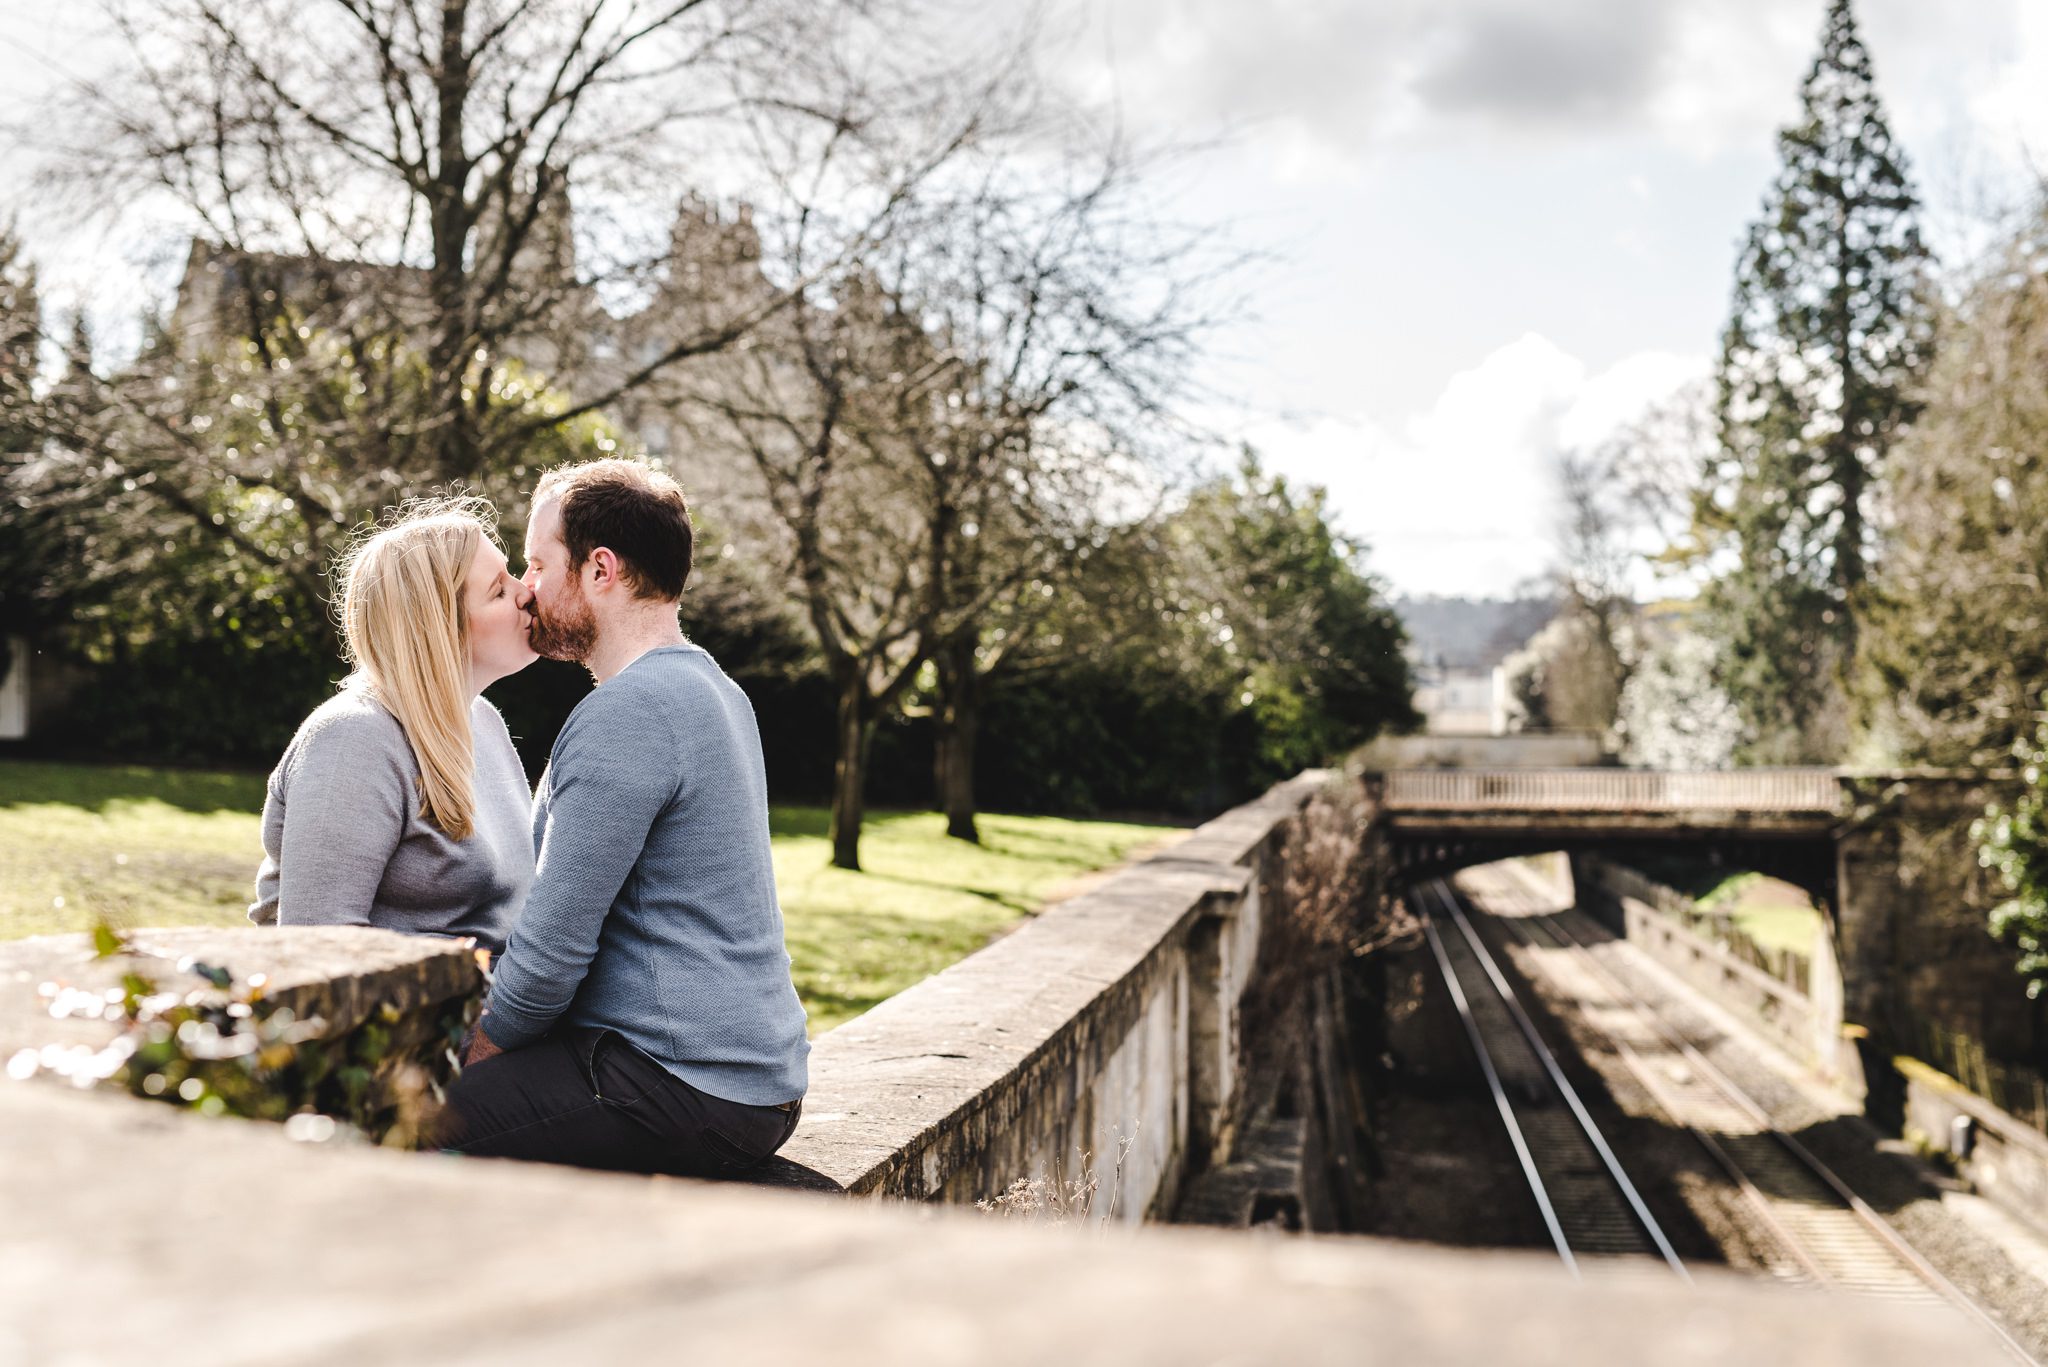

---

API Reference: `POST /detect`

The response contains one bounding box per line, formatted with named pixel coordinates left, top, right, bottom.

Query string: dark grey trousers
left=438, top=1026, right=801, bottom=1178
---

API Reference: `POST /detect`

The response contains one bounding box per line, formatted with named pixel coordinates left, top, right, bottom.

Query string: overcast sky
left=1056, top=0, right=2048, bottom=597
left=4, top=1, right=2046, bottom=599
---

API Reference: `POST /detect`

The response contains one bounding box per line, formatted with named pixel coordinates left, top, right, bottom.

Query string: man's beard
left=527, top=585, right=599, bottom=663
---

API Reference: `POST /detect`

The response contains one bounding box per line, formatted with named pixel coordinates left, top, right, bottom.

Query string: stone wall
left=1, top=773, right=1333, bottom=1217
left=1570, top=856, right=1840, bottom=1075
left=1836, top=773, right=2031, bottom=1054
left=1898, top=1056, right=2048, bottom=1232
left=0, top=926, right=480, bottom=1136
left=776, top=771, right=1332, bottom=1216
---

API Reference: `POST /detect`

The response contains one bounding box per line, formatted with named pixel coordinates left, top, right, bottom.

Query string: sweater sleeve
left=480, top=687, right=679, bottom=1050
left=268, top=712, right=412, bottom=930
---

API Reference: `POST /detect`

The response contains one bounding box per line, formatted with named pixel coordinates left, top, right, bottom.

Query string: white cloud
left=1408, top=333, right=1587, bottom=460
left=1244, top=335, right=1705, bottom=598
left=1061, top=0, right=2042, bottom=172
left=1642, top=0, right=1815, bottom=158
left=1967, top=1, right=2048, bottom=177
left=1559, top=350, right=1705, bottom=448
left=1060, top=0, right=1804, bottom=159
left=1062, top=0, right=1432, bottom=159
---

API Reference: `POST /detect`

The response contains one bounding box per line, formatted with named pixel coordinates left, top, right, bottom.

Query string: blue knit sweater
left=481, top=644, right=810, bottom=1105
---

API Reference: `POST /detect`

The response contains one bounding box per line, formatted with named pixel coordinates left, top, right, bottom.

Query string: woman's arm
left=268, top=712, right=411, bottom=930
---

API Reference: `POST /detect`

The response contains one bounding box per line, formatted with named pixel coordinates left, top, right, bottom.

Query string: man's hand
left=463, top=1021, right=505, bottom=1068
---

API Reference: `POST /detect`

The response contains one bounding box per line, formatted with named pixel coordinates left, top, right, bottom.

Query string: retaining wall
left=1571, top=856, right=1843, bottom=1075
left=1898, top=1056, right=2048, bottom=1234
left=777, top=771, right=1331, bottom=1215
left=2, top=772, right=1333, bottom=1219
left=0, top=926, right=480, bottom=1133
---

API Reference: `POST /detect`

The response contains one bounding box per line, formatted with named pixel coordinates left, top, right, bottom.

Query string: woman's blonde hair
left=335, top=496, right=498, bottom=841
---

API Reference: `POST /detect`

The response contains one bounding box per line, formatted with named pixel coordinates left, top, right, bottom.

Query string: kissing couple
left=248, top=459, right=808, bottom=1179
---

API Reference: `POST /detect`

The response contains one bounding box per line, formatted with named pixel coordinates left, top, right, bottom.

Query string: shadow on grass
left=797, top=987, right=890, bottom=1032
left=0, top=760, right=267, bottom=816
left=859, top=872, right=1037, bottom=915
left=784, top=861, right=1040, bottom=917
left=770, top=806, right=1168, bottom=858
left=974, top=830, right=1128, bottom=868
left=784, top=901, right=1010, bottom=949
left=768, top=805, right=833, bottom=839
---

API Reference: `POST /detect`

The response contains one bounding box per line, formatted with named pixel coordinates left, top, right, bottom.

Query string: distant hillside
left=1395, top=596, right=1559, bottom=671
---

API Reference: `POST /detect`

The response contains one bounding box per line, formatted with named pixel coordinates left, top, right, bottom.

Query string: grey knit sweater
left=250, top=686, right=535, bottom=954
left=481, top=643, right=810, bottom=1106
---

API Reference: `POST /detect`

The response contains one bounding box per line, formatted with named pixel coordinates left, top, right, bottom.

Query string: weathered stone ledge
left=1899, top=1055, right=2048, bottom=1232
left=778, top=770, right=1330, bottom=1207
left=0, top=926, right=480, bottom=1057
left=0, top=927, right=480, bottom=1128
left=0, top=1080, right=1993, bottom=1367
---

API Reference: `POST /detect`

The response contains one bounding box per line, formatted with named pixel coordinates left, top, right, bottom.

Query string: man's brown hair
left=533, top=459, right=693, bottom=601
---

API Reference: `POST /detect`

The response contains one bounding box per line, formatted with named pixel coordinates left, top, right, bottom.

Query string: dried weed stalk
left=1238, top=775, right=1415, bottom=1076
left=977, top=1131, right=1137, bottom=1226
left=1277, top=778, right=1412, bottom=975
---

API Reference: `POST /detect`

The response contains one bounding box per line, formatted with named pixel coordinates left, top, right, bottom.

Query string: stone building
left=1397, top=596, right=1559, bottom=736
left=166, top=187, right=779, bottom=490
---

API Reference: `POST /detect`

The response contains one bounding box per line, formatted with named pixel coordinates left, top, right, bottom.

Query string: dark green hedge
left=19, top=633, right=1391, bottom=820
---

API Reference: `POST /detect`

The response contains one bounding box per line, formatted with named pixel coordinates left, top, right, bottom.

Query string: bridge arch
left=1359, top=767, right=2031, bottom=1061
left=1373, top=768, right=1839, bottom=908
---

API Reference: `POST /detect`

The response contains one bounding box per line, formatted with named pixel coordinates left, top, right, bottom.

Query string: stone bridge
left=1365, top=766, right=2030, bottom=1059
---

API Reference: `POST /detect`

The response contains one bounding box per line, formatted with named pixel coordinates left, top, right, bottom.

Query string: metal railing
left=1381, top=768, right=1841, bottom=814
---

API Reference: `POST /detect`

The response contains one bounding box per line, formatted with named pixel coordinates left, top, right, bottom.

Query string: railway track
left=1463, top=861, right=2038, bottom=1365
left=1415, top=879, right=1687, bottom=1280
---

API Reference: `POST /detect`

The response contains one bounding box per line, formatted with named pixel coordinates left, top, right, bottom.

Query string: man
left=441, top=458, right=809, bottom=1177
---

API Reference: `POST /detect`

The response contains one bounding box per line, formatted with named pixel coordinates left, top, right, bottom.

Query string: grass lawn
left=1695, top=871, right=1825, bottom=957
left=1586, top=855, right=1828, bottom=959
left=0, top=759, right=1174, bottom=1033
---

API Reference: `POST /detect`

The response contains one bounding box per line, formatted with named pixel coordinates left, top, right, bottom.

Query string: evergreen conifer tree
left=1702, top=0, right=1933, bottom=762
left=0, top=227, right=43, bottom=679
left=0, top=225, right=36, bottom=431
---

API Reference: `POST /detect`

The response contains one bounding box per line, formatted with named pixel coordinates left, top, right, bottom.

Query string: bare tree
left=675, top=118, right=1232, bottom=865
left=895, top=141, right=1228, bottom=842
left=9, top=0, right=1008, bottom=650
left=1529, top=381, right=1718, bottom=742
left=1532, top=445, right=1635, bottom=738
left=681, top=270, right=936, bottom=870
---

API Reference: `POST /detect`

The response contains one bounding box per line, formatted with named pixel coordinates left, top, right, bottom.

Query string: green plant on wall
left=1975, top=698, right=2048, bottom=998
left=12, top=922, right=472, bottom=1145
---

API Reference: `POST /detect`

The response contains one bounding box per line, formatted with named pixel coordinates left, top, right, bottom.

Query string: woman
left=250, top=498, right=539, bottom=954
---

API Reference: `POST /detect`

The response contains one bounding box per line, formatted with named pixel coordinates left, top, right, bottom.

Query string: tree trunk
left=933, top=635, right=980, bottom=842
left=932, top=637, right=955, bottom=812
left=829, top=661, right=870, bottom=871
left=932, top=699, right=951, bottom=815
left=427, top=0, right=478, bottom=479
left=942, top=700, right=979, bottom=842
